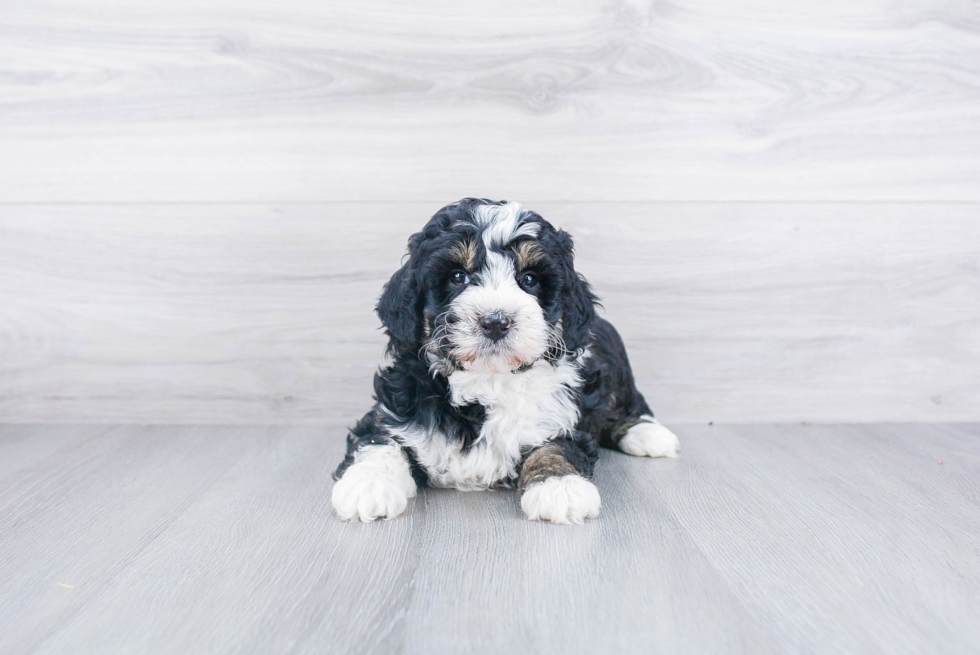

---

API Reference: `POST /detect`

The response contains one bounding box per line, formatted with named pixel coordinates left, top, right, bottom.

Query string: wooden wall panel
left=2, top=1, right=977, bottom=422
left=1, top=0, right=979, bottom=202
left=1, top=202, right=976, bottom=423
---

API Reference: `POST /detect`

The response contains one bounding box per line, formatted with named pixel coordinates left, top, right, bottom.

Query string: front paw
left=521, top=475, right=601, bottom=524
left=331, top=445, right=417, bottom=522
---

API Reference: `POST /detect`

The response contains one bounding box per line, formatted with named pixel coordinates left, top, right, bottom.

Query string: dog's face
left=377, top=199, right=596, bottom=374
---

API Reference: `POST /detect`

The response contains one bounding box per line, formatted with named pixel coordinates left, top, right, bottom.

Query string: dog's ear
left=376, top=234, right=423, bottom=356
left=556, top=230, right=598, bottom=353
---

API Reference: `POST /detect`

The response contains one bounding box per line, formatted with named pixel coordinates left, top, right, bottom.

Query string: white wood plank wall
left=1, top=1, right=978, bottom=422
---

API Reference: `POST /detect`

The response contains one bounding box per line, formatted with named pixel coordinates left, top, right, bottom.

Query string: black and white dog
left=332, top=199, right=679, bottom=524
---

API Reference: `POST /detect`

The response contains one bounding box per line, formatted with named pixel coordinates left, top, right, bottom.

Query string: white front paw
left=619, top=417, right=680, bottom=458
left=521, top=475, right=601, bottom=524
left=331, top=445, right=417, bottom=522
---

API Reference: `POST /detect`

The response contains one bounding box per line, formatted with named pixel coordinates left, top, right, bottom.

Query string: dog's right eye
left=450, top=271, right=470, bottom=286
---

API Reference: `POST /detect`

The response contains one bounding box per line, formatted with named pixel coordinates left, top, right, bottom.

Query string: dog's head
left=377, top=199, right=597, bottom=374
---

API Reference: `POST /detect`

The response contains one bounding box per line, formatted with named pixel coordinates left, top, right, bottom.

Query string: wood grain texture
left=1, top=0, right=979, bottom=202
left=1, top=202, right=977, bottom=423
left=1, top=423, right=978, bottom=654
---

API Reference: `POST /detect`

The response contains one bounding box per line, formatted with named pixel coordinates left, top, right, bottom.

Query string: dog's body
left=332, top=199, right=678, bottom=523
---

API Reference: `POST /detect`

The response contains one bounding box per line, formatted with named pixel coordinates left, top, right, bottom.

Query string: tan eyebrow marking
left=512, top=240, right=544, bottom=269
left=449, top=239, right=478, bottom=271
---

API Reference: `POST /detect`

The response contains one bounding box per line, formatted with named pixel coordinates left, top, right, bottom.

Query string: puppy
left=332, top=199, right=679, bottom=524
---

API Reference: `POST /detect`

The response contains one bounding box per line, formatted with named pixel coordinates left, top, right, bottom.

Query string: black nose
left=480, top=314, right=511, bottom=341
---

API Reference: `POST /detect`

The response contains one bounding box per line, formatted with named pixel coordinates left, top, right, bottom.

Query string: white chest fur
left=390, top=358, right=582, bottom=490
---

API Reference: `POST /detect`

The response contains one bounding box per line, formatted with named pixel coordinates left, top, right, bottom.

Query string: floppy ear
left=376, top=242, right=422, bottom=356
left=556, top=230, right=598, bottom=353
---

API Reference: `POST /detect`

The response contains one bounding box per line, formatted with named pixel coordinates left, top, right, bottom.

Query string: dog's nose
left=480, top=314, right=511, bottom=341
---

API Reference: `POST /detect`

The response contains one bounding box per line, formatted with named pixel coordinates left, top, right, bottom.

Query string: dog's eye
left=520, top=272, right=539, bottom=288
left=450, top=271, right=470, bottom=286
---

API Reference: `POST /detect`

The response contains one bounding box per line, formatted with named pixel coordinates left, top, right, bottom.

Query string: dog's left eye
left=520, top=272, right=539, bottom=288
left=450, top=271, right=470, bottom=285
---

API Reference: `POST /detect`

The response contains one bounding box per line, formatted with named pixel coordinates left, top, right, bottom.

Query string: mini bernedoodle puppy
left=332, top=199, right=679, bottom=524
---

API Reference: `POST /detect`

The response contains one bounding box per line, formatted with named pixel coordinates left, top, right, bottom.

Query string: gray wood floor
left=2, top=423, right=979, bottom=654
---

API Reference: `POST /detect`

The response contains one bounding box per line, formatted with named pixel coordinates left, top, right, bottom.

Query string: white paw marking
left=521, top=475, right=601, bottom=524
left=331, top=444, right=417, bottom=522
left=619, top=417, right=680, bottom=458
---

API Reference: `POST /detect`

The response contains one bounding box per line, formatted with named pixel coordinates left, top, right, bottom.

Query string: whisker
left=547, top=324, right=569, bottom=360
left=419, top=310, right=457, bottom=363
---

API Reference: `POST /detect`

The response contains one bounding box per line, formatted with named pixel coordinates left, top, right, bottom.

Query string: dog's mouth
left=448, top=333, right=534, bottom=373
left=456, top=350, right=530, bottom=373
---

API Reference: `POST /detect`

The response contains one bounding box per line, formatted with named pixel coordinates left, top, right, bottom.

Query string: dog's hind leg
left=616, top=416, right=680, bottom=458
left=598, top=388, right=679, bottom=458
left=581, top=319, right=680, bottom=459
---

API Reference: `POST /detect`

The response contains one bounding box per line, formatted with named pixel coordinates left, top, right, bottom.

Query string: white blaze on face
left=473, top=202, right=539, bottom=247
left=447, top=203, right=550, bottom=373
